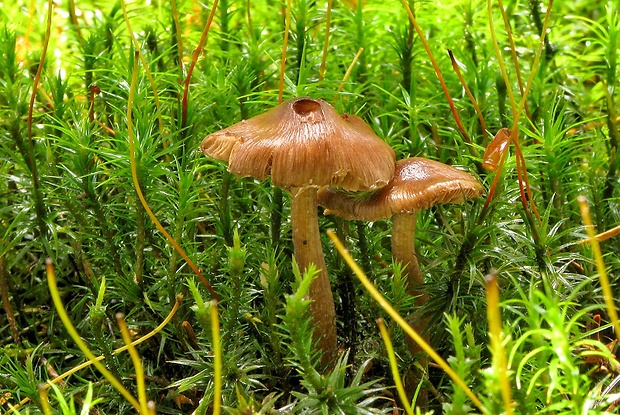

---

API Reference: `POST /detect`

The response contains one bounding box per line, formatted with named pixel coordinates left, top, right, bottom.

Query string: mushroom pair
left=200, top=97, right=395, bottom=365
left=318, top=157, right=482, bottom=404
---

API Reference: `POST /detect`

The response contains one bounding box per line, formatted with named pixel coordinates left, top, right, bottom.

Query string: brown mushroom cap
left=318, top=157, right=484, bottom=221
left=200, top=97, right=395, bottom=191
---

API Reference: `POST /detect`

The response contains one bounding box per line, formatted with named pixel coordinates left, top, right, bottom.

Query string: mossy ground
left=1, top=0, right=620, bottom=413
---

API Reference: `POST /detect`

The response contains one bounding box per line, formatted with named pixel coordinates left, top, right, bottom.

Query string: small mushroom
left=201, top=97, right=395, bottom=365
left=317, top=157, right=483, bottom=304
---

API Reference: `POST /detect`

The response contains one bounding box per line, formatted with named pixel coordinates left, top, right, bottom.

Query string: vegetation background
left=1, top=0, right=620, bottom=413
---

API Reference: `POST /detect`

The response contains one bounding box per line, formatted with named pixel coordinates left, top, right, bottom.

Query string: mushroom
left=317, top=157, right=483, bottom=305
left=200, top=97, right=395, bottom=365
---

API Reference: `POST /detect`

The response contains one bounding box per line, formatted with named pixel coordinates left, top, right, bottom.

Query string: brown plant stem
left=127, top=52, right=219, bottom=300
left=170, top=0, right=184, bottom=77
left=246, top=0, right=254, bottom=37
left=319, top=0, right=334, bottom=81
left=290, top=186, right=337, bottom=366
left=279, top=0, right=292, bottom=104
left=182, top=0, right=219, bottom=130
left=23, top=0, right=53, bottom=241
left=497, top=0, right=532, bottom=122
left=0, top=256, right=21, bottom=347
left=337, top=47, right=363, bottom=93
left=120, top=0, right=164, bottom=135
left=135, top=188, right=146, bottom=286
left=399, top=0, right=474, bottom=150
left=448, top=49, right=487, bottom=141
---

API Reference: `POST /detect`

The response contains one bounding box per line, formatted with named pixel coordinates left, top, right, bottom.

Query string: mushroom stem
left=393, top=211, right=430, bottom=406
left=391, top=212, right=428, bottom=306
left=290, top=186, right=337, bottom=366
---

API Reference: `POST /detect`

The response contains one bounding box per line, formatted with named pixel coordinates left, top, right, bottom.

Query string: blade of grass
left=579, top=222, right=620, bottom=244
left=279, top=0, right=292, bottom=104
left=487, top=0, right=517, bottom=121
left=487, top=1, right=534, bottom=222
left=399, top=0, right=473, bottom=148
left=497, top=0, right=531, bottom=122
left=377, top=318, right=414, bottom=415
left=448, top=49, right=487, bottom=141
left=117, top=313, right=149, bottom=414
left=246, top=0, right=254, bottom=38
left=182, top=0, right=219, bottom=129
left=319, top=0, right=334, bottom=82
left=337, top=47, right=363, bottom=92
left=578, top=196, right=620, bottom=342
left=38, top=384, right=52, bottom=415
left=45, top=258, right=141, bottom=412
left=171, top=0, right=184, bottom=76
left=514, top=0, right=553, bottom=126
left=23, top=0, right=52, bottom=242
left=485, top=270, right=514, bottom=415
left=326, top=230, right=484, bottom=412
left=120, top=0, right=164, bottom=135
left=27, top=0, right=52, bottom=139
left=211, top=300, right=222, bottom=415
left=0, top=256, right=21, bottom=347
left=67, top=0, right=82, bottom=43
left=8, top=296, right=181, bottom=412
left=487, top=0, right=553, bottom=222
